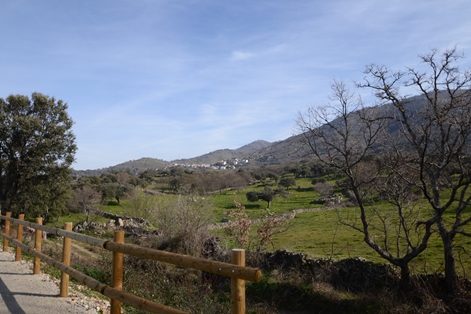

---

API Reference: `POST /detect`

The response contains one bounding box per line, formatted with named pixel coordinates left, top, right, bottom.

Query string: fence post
left=111, top=230, right=125, bottom=314
left=3, top=212, right=11, bottom=251
left=60, top=222, right=72, bottom=297
left=231, top=249, right=246, bottom=314
left=33, top=217, right=43, bottom=274
left=15, top=214, right=24, bottom=261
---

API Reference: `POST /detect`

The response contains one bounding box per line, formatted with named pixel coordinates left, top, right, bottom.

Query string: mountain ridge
left=73, top=92, right=446, bottom=176
left=73, top=139, right=278, bottom=175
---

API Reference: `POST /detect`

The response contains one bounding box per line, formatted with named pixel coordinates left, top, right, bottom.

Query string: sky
left=1, top=0, right=470, bottom=170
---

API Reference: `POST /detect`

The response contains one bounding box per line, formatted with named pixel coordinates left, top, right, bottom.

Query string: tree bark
left=399, top=264, right=412, bottom=292
left=437, top=217, right=459, bottom=295
left=443, top=235, right=459, bottom=295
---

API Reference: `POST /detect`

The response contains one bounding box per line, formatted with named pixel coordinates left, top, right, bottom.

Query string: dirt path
left=0, top=251, right=109, bottom=313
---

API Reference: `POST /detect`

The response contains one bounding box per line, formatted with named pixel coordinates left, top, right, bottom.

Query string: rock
left=116, top=218, right=124, bottom=227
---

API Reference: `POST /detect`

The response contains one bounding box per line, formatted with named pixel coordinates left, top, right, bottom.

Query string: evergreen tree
left=0, top=93, right=77, bottom=221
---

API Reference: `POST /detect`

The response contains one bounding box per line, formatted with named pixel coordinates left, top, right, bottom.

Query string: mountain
left=171, top=140, right=273, bottom=165
left=73, top=157, right=170, bottom=176
left=241, top=135, right=309, bottom=164
left=74, top=92, right=457, bottom=176
left=73, top=140, right=275, bottom=176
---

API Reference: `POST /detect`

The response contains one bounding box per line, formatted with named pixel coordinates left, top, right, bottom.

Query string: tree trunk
left=399, top=264, right=412, bottom=292
left=443, top=235, right=459, bottom=295
left=437, top=218, right=459, bottom=295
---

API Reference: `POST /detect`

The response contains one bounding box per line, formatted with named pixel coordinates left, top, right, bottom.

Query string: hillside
left=73, top=157, right=170, bottom=176
left=171, top=140, right=273, bottom=165
left=73, top=140, right=275, bottom=175
left=246, top=134, right=311, bottom=164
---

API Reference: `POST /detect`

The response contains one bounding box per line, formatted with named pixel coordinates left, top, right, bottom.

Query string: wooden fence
left=0, top=213, right=262, bottom=314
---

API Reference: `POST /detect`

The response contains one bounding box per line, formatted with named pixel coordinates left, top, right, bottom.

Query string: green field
left=82, top=177, right=471, bottom=277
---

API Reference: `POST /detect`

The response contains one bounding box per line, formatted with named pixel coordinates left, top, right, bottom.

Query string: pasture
left=77, top=176, right=471, bottom=278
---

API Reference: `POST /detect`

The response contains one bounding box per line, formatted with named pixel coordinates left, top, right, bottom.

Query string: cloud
left=230, top=51, right=255, bottom=61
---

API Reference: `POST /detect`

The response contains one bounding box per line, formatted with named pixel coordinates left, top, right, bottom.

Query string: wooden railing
left=0, top=213, right=262, bottom=314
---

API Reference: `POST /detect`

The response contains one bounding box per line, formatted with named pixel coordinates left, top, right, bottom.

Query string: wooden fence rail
left=0, top=213, right=262, bottom=314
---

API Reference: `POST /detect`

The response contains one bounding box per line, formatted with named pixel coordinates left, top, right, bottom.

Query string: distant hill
left=73, top=157, right=170, bottom=176
left=73, top=92, right=446, bottom=177
left=171, top=140, right=273, bottom=165
left=73, top=140, right=274, bottom=176
left=246, top=135, right=311, bottom=164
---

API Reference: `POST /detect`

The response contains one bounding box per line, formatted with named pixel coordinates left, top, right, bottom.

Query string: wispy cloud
left=231, top=51, right=255, bottom=61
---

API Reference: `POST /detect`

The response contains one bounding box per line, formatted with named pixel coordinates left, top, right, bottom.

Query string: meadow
left=68, top=176, right=471, bottom=279
left=34, top=174, right=471, bottom=313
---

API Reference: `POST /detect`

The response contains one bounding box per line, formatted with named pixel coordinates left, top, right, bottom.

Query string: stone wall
left=249, top=250, right=399, bottom=293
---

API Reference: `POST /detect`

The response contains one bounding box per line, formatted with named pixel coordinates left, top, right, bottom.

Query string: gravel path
left=0, top=251, right=111, bottom=313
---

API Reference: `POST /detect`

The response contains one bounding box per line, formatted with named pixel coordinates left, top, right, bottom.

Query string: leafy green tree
left=0, top=93, right=76, bottom=221
left=298, top=165, right=311, bottom=178
left=267, top=173, right=279, bottom=184
left=100, top=173, right=117, bottom=183
left=100, top=183, right=118, bottom=203
left=278, top=177, right=296, bottom=190
left=128, top=176, right=146, bottom=188
left=100, top=182, right=132, bottom=205
left=115, top=184, right=133, bottom=204
left=139, top=169, right=159, bottom=183
left=246, top=186, right=287, bottom=208
left=246, top=191, right=262, bottom=203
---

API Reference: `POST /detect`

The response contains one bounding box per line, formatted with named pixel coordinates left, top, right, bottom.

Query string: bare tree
left=359, top=47, right=471, bottom=295
left=313, top=182, right=334, bottom=198
left=69, top=185, right=101, bottom=224
left=297, top=80, right=435, bottom=291
left=225, top=200, right=252, bottom=248
left=256, top=214, right=291, bottom=252
left=152, top=196, right=213, bottom=257
left=116, top=172, right=130, bottom=186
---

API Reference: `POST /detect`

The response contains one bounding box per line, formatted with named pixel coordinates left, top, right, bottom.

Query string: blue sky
left=1, top=0, right=470, bottom=170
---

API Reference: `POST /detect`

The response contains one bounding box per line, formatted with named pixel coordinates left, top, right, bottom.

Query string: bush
left=150, top=196, right=213, bottom=256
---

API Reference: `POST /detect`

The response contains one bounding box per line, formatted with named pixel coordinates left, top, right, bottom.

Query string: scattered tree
left=152, top=196, right=213, bottom=256
left=278, top=177, right=297, bottom=190
left=256, top=209, right=291, bottom=251
left=139, top=169, right=159, bottom=183
left=313, top=182, right=334, bottom=198
left=246, top=186, right=288, bottom=208
left=225, top=200, right=252, bottom=248
left=267, top=173, right=280, bottom=184
left=69, top=186, right=101, bottom=223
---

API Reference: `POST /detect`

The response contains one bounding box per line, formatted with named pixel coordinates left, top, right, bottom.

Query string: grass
left=212, top=178, right=322, bottom=221
left=67, top=176, right=471, bottom=278
left=211, top=182, right=471, bottom=277
left=9, top=174, right=471, bottom=313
